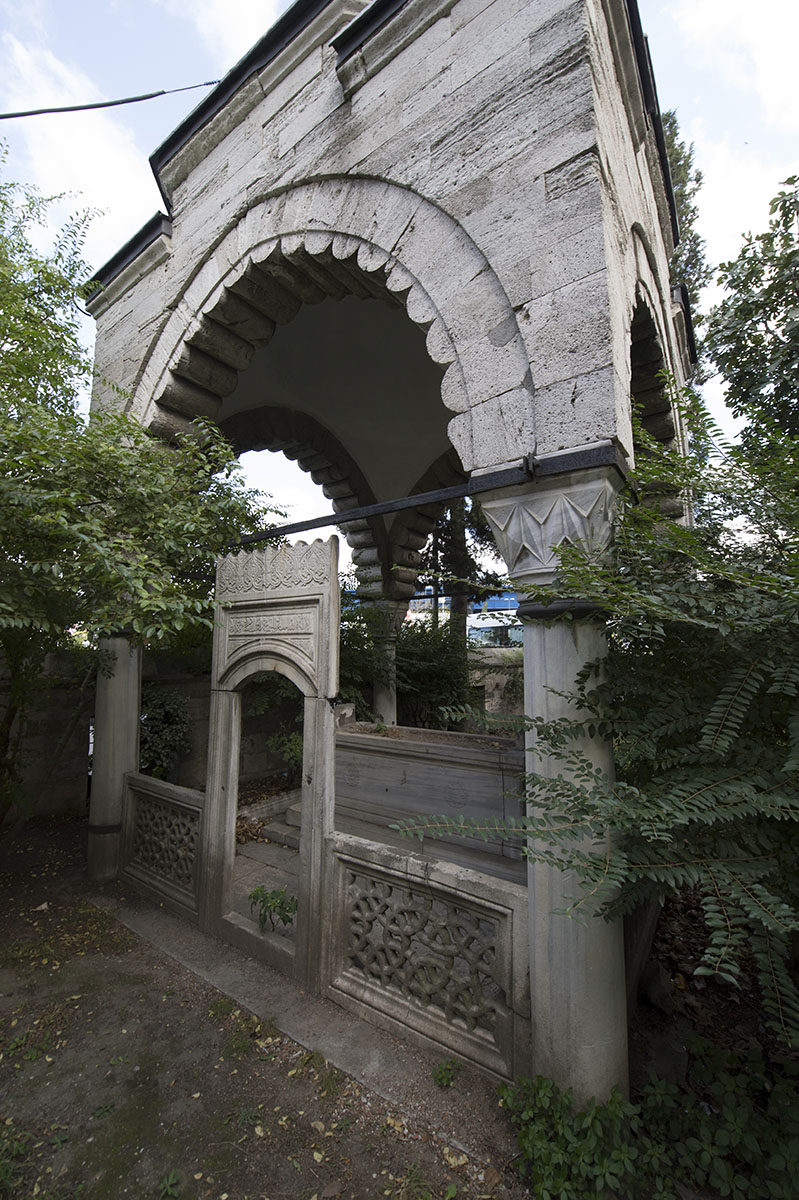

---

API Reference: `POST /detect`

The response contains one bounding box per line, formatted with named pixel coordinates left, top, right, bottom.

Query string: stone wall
left=89, top=0, right=686, bottom=478
left=2, top=652, right=93, bottom=820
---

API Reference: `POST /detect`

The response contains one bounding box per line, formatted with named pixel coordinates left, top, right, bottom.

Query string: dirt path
left=0, top=817, right=528, bottom=1200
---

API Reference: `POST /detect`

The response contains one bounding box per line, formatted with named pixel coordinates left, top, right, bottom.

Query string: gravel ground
left=0, top=815, right=530, bottom=1200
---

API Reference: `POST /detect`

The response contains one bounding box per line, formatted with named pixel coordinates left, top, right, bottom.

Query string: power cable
left=0, top=80, right=221, bottom=121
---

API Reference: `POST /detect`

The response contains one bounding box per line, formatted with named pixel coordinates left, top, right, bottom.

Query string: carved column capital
left=367, top=597, right=410, bottom=641
left=481, top=466, right=619, bottom=593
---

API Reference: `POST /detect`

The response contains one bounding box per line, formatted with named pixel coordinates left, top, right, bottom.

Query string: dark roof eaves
left=148, top=0, right=335, bottom=208
left=331, top=0, right=410, bottom=63
left=624, top=0, right=680, bottom=247
left=87, top=212, right=172, bottom=296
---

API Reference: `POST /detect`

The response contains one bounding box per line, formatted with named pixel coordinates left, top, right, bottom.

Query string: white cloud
left=0, top=0, right=47, bottom=40
left=239, top=449, right=353, bottom=568
left=684, top=120, right=794, bottom=269
left=0, top=33, right=162, bottom=271
left=155, top=0, right=283, bottom=74
left=670, top=0, right=799, bottom=133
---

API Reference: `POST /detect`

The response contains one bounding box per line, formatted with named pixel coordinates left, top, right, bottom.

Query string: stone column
left=88, top=636, right=141, bottom=883
left=370, top=598, right=409, bottom=726
left=296, top=694, right=336, bottom=989
left=200, top=686, right=241, bottom=930
left=481, top=458, right=629, bottom=1102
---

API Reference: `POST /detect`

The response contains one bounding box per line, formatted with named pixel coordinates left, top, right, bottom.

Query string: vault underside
left=217, top=295, right=464, bottom=597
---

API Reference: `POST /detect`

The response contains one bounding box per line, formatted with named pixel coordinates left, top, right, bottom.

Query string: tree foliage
left=662, top=110, right=712, bottom=316
left=401, top=392, right=799, bottom=1046
left=706, top=176, right=799, bottom=455
left=0, top=161, right=277, bottom=829
left=338, top=592, right=472, bottom=728
left=419, top=496, right=504, bottom=656
left=0, top=159, right=93, bottom=414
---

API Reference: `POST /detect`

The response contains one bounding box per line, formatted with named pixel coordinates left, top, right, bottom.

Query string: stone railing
left=120, top=772, right=206, bottom=918
left=325, top=832, right=531, bottom=1080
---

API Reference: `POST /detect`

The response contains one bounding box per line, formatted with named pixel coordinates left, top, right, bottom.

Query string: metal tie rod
left=239, top=460, right=535, bottom=544
left=238, top=442, right=628, bottom=545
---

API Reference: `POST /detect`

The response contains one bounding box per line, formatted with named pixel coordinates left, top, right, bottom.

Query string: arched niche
left=129, top=176, right=535, bottom=600
left=201, top=539, right=339, bottom=988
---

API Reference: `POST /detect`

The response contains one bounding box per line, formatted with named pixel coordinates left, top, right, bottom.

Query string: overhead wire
left=0, top=80, right=221, bottom=121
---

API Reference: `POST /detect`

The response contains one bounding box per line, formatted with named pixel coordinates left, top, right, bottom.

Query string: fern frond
left=750, top=930, right=799, bottom=1047
left=700, top=659, right=768, bottom=755
left=767, top=656, right=799, bottom=697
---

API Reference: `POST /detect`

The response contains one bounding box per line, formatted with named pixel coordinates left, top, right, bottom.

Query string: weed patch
left=432, top=1059, right=460, bottom=1089
left=221, top=1011, right=262, bottom=1060
left=0, top=1119, right=32, bottom=1198
left=501, top=1041, right=799, bottom=1199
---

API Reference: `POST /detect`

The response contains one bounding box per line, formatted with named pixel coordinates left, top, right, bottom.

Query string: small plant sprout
left=158, top=1170, right=180, bottom=1198
left=432, top=1058, right=460, bottom=1089
left=249, top=886, right=298, bottom=932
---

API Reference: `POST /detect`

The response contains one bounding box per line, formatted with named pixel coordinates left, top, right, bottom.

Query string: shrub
left=500, top=1041, right=799, bottom=1200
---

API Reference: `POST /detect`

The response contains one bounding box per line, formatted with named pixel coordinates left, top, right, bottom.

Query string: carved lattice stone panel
left=347, top=869, right=505, bottom=1036
left=131, top=795, right=200, bottom=892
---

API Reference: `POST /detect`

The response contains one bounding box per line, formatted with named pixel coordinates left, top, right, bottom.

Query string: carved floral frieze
left=216, top=541, right=332, bottom=600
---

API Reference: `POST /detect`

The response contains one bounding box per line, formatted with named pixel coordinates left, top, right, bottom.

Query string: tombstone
left=87, top=0, right=692, bottom=1099
left=203, top=538, right=339, bottom=987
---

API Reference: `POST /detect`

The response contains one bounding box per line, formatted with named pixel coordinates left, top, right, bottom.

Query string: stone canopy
left=88, top=0, right=691, bottom=601
left=87, top=0, right=692, bottom=1102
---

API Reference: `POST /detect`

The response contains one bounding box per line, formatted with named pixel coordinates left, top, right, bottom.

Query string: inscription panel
left=228, top=610, right=314, bottom=636
left=217, top=542, right=331, bottom=599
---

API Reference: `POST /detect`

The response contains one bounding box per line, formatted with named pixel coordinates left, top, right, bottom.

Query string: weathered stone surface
left=89, top=0, right=691, bottom=1100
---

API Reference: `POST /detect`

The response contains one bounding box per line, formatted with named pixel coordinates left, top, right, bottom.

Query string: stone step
left=285, top=802, right=302, bottom=829
left=242, top=787, right=301, bottom=823
left=259, top=819, right=300, bottom=850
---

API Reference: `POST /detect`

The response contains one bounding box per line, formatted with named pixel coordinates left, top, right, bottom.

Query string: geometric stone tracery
left=131, top=794, right=200, bottom=892
left=346, top=869, right=505, bottom=1038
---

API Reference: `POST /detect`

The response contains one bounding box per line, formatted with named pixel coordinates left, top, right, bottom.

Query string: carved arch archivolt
left=628, top=226, right=683, bottom=450
left=130, top=176, right=534, bottom=597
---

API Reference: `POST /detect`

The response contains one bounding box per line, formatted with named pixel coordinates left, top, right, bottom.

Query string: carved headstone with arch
left=201, top=538, right=339, bottom=987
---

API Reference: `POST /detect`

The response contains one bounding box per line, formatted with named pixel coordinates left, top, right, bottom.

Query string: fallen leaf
left=311, top=1120, right=325, bottom=1134
left=483, top=1165, right=502, bottom=1191
left=313, top=1150, right=324, bottom=1163
left=443, top=1147, right=468, bottom=1168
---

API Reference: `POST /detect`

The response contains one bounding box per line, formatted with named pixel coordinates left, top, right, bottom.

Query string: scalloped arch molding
left=137, top=176, right=537, bottom=476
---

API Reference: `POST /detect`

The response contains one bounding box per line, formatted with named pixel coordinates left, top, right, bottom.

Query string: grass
left=0, top=1120, right=32, bottom=1199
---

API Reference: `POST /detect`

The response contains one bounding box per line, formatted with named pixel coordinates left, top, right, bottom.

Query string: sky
left=0, top=0, right=796, bottom=525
